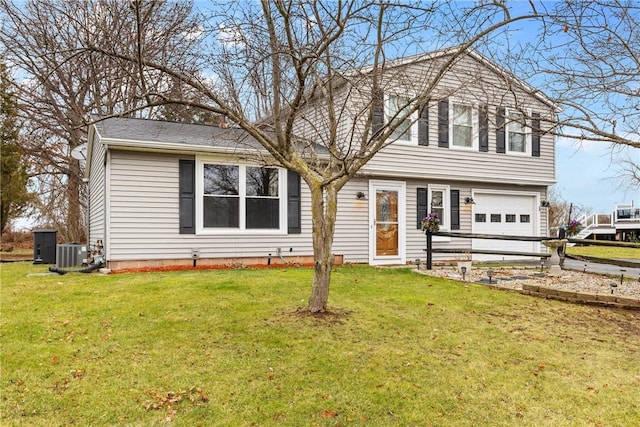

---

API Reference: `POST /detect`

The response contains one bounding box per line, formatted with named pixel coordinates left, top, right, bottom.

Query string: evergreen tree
left=0, top=60, right=31, bottom=232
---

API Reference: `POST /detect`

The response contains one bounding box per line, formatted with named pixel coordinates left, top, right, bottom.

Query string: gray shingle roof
left=93, top=117, right=265, bottom=150
left=93, top=117, right=329, bottom=158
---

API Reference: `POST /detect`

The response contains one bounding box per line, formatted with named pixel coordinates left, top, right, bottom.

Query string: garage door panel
left=472, top=193, right=538, bottom=261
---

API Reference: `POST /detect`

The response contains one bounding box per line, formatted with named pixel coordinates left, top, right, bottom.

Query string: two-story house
left=86, top=48, right=557, bottom=271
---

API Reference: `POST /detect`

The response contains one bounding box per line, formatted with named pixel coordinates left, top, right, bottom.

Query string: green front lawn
left=566, top=245, right=639, bottom=260
left=2, top=263, right=639, bottom=426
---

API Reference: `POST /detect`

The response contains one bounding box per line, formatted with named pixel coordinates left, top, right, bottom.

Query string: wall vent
left=56, top=244, right=88, bottom=268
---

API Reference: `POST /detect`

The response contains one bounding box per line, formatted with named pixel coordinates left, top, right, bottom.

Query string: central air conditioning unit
left=56, top=244, right=88, bottom=268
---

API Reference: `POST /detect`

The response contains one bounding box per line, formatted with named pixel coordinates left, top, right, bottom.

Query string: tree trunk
left=307, top=184, right=339, bottom=313
left=66, top=156, right=84, bottom=243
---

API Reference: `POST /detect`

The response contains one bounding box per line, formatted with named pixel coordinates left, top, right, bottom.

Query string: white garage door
left=472, top=192, right=539, bottom=261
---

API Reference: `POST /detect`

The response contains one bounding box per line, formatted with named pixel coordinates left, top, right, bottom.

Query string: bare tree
left=612, top=155, right=640, bottom=192
left=1, top=59, right=31, bottom=232
left=0, top=0, right=204, bottom=241
left=488, top=1, right=639, bottom=185
left=82, top=0, right=547, bottom=312
left=547, top=186, right=590, bottom=235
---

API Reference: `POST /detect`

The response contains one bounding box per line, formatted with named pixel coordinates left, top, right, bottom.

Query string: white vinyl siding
left=87, top=136, right=106, bottom=250
left=105, top=151, right=372, bottom=264
left=363, top=54, right=555, bottom=185
left=103, top=151, right=548, bottom=266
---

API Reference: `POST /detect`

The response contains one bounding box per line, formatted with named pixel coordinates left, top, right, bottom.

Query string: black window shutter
left=532, top=112, right=541, bottom=157
left=287, top=170, right=301, bottom=234
left=179, top=159, right=195, bottom=234
left=496, top=107, right=506, bottom=153
left=479, top=105, right=489, bottom=152
left=438, top=99, right=449, bottom=147
left=372, top=92, right=385, bottom=138
left=450, top=189, right=460, bottom=230
left=418, top=103, right=429, bottom=146
left=417, top=187, right=428, bottom=229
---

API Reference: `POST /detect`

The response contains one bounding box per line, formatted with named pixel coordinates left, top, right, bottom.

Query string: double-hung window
left=387, top=94, right=414, bottom=144
left=203, top=164, right=240, bottom=228
left=507, top=111, right=529, bottom=154
left=450, top=102, right=477, bottom=149
left=200, top=161, right=284, bottom=232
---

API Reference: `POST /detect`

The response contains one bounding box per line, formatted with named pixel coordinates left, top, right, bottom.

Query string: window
left=475, top=213, right=486, bottom=223
left=505, top=214, right=516, bottom=223
left=491, top=214, right=501, bottom=223
left=417, top=187, right=458, bottom=231
left=199, top=162, right=285, bottom=232
left=428, top=185, right=449, bottom=229
left=245, top=167, right=279, bottom=229
left=203, top=165, right=239, bottom=228
left=452, top=104, right=472, bottom=147
left=520, top=214, right=530, bottom=223
left=387, top=94, right=414, bottom=143
left=507, top=111, right=529, bottom=154
left=449, top=102, right=478, bottom=149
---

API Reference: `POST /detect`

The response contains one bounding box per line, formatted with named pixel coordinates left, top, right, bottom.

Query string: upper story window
left=199, top=161, right=285, bottom=233
left=387, top=94, right=415, bottom=144
left=507, top=111, right=529, bottom=154
left=450, top=102, right=478, bottom=150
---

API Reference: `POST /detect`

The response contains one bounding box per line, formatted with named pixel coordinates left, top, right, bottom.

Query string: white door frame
left=369, top=180, right=406, bottom=265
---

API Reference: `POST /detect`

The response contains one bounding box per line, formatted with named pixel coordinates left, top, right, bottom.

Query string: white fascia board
left=358, top=166, right=556, bottom=186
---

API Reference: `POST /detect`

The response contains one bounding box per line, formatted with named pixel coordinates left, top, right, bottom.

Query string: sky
left=555, top=139, right=639, bottom=213
left=495, top=1, right=639, bottom=214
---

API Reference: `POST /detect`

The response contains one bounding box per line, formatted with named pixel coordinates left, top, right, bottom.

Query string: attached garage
left=471, top=191, right=540, bottom=261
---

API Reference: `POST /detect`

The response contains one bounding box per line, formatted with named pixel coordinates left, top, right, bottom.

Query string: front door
left=370, top=180, right=406, bottom=265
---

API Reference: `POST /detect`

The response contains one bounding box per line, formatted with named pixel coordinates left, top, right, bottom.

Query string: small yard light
left=487, top=269, right=494, bottom=284
left=415, top=259, right=421, bottom=270
left=540, top=261, right=544, bottom=273
left=610, top=282, right=618, bottom=294
left=584, top=264, right=587, bottom=273
left=461, top=266, right=467, bottom=281
left=620, top=269, right=626, bottom=286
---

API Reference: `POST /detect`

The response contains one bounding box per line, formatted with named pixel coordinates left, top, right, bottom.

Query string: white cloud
left=217, top=23, right=243, bottom=47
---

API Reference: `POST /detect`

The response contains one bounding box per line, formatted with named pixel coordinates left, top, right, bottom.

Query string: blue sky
left=555, top=138, right=639, bottom=213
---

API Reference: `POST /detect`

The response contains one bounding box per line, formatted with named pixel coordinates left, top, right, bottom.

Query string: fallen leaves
left=142, top=387, right=209, bottom=420
left=322, top=409, right=339, bottom=418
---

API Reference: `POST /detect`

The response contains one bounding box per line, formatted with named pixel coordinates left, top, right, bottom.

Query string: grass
left=566, top=245, right=639, bottom=260
left=2, top=262, right=639, bottom=426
